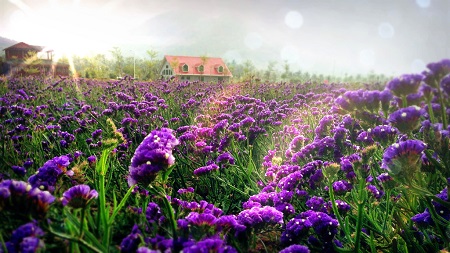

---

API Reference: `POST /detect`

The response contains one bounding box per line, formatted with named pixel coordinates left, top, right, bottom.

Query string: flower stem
left=327, top=182, right=350, bottom=244
left=79, top=206, right=86, bottom=238
left=354, top=178, right=366, bottom=252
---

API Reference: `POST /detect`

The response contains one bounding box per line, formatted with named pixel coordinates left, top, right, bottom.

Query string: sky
left=0, top=0, right=449, bottom=76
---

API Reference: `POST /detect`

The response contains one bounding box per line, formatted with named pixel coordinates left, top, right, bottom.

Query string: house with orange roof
left=160, top=55, right=232, bottom=82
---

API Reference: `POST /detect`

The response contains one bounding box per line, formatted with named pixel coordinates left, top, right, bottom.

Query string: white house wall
left=160, top=59, right=174, bottom=78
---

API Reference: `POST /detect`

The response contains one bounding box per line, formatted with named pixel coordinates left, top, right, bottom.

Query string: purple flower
left=213, top=119, right=229, bottom=134
left=136, top=247, right=160, bottom=253
left=91, top=129, right=103, bottom=139
left=326, top=200, right=351, bottom=215
left=412, top=184, right=450, bottom=227
left=185, top=212, right=217, bottom=227
left=28, top=155, right=71, bottom=192
left=279, top=244, right=310, bottom=253
left=216, top=152, right=235, bottom=166
left=367, top=125, right=399, bottom=146
left=387, top=74, right=424, bottom=97
left=366, top=184, right=385, bottom=199
left=282, top=210, right=338, bottom=246
left=332, top=180, right=353, bottom=195
left=237, top=206, right=283, bottom=228
left=382, top=140, right=426, bottom=181
left=61, top=184, right=98, bottom=208
left=423, top=59, right=450, bottom=87
left=411, top=210, right=433, bottom=227
left=120, top=224, right=142, bottom=253
left=216, top=215, right=245, bottom=233
left=6, top=221, right=45, bottom=253
left=183, top=237, right=237, bottom=253
left=23, top=159, right=33, bottom=169
left=127, top=128, right=179, bottom=186
left=193, top=163, right=219, bottom=176
left=11, top=165, right=27, bottom=176
left=146, top=202, right=165, bottom=224
left=177, top=187, right=195, bottom=195
left=0, top=180, right=55, bottom=217
left=87, top=155, right=97, bottom=164
left=239, top=116, right=255, bottom=128
left=440, top=74, right=450, bottom=96
left=388, top=106, right=423, bottom=133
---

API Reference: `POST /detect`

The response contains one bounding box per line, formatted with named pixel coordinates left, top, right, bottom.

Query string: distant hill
left=0, top=36, right=18, bottom=51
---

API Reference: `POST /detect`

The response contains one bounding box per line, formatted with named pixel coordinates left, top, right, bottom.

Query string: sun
left=6, top=0, right=146, bottom=59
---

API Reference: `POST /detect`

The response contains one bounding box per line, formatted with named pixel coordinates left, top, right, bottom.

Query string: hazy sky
left=1, top=0, right=449, bottom=76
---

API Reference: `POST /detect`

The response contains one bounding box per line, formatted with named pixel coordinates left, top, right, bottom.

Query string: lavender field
left=1, top=59, right=450, bottom=253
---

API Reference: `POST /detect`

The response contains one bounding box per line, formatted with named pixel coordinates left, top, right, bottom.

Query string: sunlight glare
left=6, top=0, right=148, bottom=60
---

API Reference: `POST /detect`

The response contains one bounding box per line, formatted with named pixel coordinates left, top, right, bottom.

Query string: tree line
left=1, top=47, right=392, bottom=84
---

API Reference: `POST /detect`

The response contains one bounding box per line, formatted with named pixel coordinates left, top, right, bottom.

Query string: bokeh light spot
left=416, top=0, right=431, bottom=8
left=285, top=11, right=303, bottom=29
left=378, top=22, right=395, bottom=39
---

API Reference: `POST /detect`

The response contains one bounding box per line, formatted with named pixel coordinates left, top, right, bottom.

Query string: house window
left=182, top=64, right=189, bottom=72
left=181, top=76, right=185, bottom=80
left=186, top=76, right=190, bottom=80
left=218, top=77, right=223, bottom=81
left=198, top=65, right=204, bottom=73
left=218, top=66, right=224, bottom=73
left=166, top=65, right=169, bottom=68
left=200, top=76, right=204, bottom=81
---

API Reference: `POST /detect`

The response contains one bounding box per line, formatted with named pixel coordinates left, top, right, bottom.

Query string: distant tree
left=143, top=49, right=161, bottom=80
left=242, top=59, right=255, bottom=82
left=170, top=57, right=179, bottom=74
left=264, top=60, right=277, bottom=82
left=23, top=51, right=42, bottom=75
left=110, top=47, right=124, bottom=77
left=281, top=61, right=291, bottom=81
left=199, top=55, right=208, bottom=81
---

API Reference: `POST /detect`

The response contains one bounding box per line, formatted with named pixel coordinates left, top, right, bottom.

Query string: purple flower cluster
left=128, top=128, right=179, bottom=186
left=236, top=206, right=283, bottom=228
left=182, top=237, right=238, bottom=253
left=28, top=155, right=71, bottom=192
left=0, top=179, right=55, bottom=218
left=120, top=224, right=142, bottom=253
left=281, top=210, right=339, bottom=247
left=388, top=106, right=423, bottom=134
left=382, top=140, right=426, bottom=181
left=146, top=202, right=165, bottom=224
left=2, top=221, right=45, bottom=253
left=412, top=185, right=449, bottom=227
left=193, top=163, right=219, bottom=176
left=61, top=184, right=98, bottom=208
left=386, top=74, right=424, bottom=97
